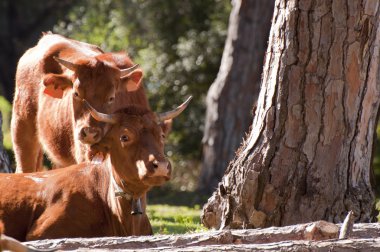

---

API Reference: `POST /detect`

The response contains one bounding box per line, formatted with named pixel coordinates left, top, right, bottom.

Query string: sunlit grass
left=0, top=96, right=12, bottom=149
left=147, top=204, right=206, bottom=234
left=376, top=199, right=380, bottom=222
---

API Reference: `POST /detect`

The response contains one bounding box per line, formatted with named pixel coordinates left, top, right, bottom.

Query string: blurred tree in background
left=200, top=0, right=275, bottom=195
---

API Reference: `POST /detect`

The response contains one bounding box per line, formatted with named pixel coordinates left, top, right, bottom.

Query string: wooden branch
left=23, top=222, right=380, bottom=251
left=339, top=210, right=355, bottom=239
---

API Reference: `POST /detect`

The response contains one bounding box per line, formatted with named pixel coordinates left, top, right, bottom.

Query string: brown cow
left=1, top=98, right=191, bottom=241
left=11, top=33, right=148, bottom=172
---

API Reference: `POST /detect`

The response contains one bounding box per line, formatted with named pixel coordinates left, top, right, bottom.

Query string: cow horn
left=120, top=64, right=140, bottom=78
left=158, top=96, right=192, bottom=121
left=53, top=56, right=78, bottom=71
left=83, top=99, right=119, bottom=124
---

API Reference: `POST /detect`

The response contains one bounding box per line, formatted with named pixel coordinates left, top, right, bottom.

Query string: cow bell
left=131, top=198, right=143, bottom=215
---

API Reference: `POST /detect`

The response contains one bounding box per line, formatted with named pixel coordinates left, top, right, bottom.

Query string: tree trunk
left=0, top=112, right=11, bottom=173
left=202, top=0, right=380, bottom=229
left=199, top=0, right=275, bottom=194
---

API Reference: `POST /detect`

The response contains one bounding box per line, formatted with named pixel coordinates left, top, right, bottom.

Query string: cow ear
left=42, top=74, right=73, bottom=99
left=121, top=70, right=143, bottom=92
left=160, top=119, right=172, bottom=136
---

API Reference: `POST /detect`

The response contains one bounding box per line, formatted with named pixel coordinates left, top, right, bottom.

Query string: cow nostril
left=79, top=128, right=101, bottom=143
left=80, top=129, right=87, bottom=138
left=153, top=161, right=159, bottom=169
left=93, top=131, right=99, bottom=139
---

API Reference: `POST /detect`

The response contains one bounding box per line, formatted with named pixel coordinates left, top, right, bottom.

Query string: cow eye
left=161, top=134, right=165, bottom=139
left=108, top=97, right=115, bottom=103
left=74, top=92, right=80, bottom=98
left=120, top=135, right=129, bottom=142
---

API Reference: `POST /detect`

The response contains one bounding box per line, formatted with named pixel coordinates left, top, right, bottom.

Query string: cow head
left=42, top=56, right=143, bottom=147
left=85, top=97, right=191, bottom=194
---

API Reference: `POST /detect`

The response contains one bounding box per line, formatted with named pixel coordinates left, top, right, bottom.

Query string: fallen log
left=24, top=222, right=380, bottom=251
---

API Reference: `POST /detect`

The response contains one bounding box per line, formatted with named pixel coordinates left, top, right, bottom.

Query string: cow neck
left=106, top=157, right=143, bottom=215
left=110, top=170, right=133, bottom=200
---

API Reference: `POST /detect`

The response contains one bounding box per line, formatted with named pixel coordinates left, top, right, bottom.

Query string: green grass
left=147, top=204, right=206, bottom=234
left=0, top=96, right=12, bottom=149
left=146, top=187, right=208, bottom=234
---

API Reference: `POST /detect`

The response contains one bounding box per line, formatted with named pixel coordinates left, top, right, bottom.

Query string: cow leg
left=11, top=96, right=42, bottom=173
left=12, top=119, right=42, bottom=173
left=35, top=150, right=44, bottom=172
left=25, top=206, right=63, bottom=241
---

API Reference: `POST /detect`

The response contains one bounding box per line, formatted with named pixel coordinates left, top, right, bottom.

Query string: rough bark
left=199, top=0, right=275, bottom=194
left=24, top=222, right=380, bottom=251
left=0, top=112, right=11, bottom=173
left=202, top=0, right=380, bottom=229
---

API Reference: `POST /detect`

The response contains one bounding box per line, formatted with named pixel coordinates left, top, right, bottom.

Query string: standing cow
left=0, top=98, right=190, bottom=241
left=11, top=33, right=148, bottom=172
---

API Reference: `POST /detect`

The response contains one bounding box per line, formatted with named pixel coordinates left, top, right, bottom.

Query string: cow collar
left=110, top=172, right=143, bottom=215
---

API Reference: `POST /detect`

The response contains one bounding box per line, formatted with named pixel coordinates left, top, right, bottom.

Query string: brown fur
left=1, top=109, right=171, bottom=241
left=1, top=220, right=32, bottom=252
left=11, top=33, right=150, bottom=172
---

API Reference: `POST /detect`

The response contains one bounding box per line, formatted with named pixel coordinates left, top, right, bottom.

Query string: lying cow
left=1, top=97, right=191, bottom=241
left=11, top=33, right=149, bottom=172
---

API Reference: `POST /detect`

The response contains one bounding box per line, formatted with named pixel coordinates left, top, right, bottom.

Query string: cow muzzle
left=150, top=159, right=171, bottom=178
left=137, top=156, right=172, bottom=185
left=78, top=126, right=102, bottom=144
